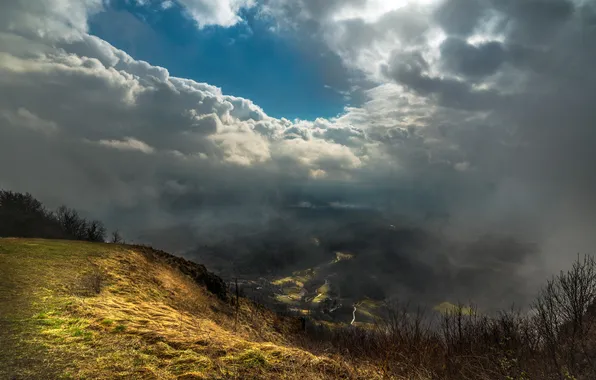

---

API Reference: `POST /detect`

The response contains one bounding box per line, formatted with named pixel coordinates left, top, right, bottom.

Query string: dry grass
left=0, top=238, right=390, bottom=380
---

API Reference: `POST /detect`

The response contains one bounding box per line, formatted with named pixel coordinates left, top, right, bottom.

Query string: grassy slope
left=0, top=238, right=380, bottom=380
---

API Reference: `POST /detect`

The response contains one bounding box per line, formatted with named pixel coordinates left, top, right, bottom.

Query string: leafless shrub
left=78, top=259, right=104, bottom=296
left=533, top=254, right=596, bottom=378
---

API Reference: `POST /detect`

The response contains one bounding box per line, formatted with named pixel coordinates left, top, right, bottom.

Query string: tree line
left=0, top=190, right=121, bottom=243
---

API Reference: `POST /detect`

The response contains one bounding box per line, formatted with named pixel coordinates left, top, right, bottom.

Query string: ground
left=0, top=238, right=387, bottom=379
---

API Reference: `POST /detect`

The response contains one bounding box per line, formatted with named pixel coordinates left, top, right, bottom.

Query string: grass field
left=0, top=238, right=381, bottom=379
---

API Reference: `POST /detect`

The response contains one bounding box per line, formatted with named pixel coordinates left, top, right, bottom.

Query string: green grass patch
left=229, top=349, right=270, bottom=369
left=312, top=282, right=331, bottom=304
left=168, top=350, right=212, bottom=375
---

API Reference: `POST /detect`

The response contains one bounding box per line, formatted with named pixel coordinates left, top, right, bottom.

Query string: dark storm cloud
left=434, top=0, right=576, bottom=41
left=382, top=50, right=506, bottom=111
left=382, top=0, right=596, bottom=197
left=332, top=0, right=596, bottom=283
left=434, top=0, right=486, bottom=37
left=440, top=37, right=506, bottom=78
left=490, top=0, right=576, bottom=44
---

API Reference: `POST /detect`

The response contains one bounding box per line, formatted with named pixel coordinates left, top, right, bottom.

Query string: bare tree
left=110, top=230, right=123, bottom=244
left=55, top=205, right=87, bottom=239
left=85, top=220, right=106, bottom=242
left=533, top=254, right=596, bottom=377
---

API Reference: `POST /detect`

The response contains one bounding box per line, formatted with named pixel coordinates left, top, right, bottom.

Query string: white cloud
left=1, top=108, right=59, bottom=134
left=331, top=0, right=436, bottom=23
left=263, top=0, right=438, bottom=80
left=273, top=138, right=363, bottom=180
left=0, top=0, right=103, bottom=41
left=176, top=0, right=256, bottom=28
left=98, top=138, right=155, bottom=154
left=161, top=1, right=175, bottom=10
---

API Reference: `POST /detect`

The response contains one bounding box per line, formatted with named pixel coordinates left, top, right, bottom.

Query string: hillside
left=4, top=238, right=596, bottom=380
left=0, top=238, right=380, bottom=380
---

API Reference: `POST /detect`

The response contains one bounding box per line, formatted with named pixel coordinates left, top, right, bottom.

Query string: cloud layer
left=2, top=0, right=596, bottom=303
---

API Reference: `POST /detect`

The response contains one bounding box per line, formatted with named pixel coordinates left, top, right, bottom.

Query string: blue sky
left=89, top=0, right=351, bottom=120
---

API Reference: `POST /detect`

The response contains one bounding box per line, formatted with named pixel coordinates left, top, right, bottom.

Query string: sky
left=89, top=0, right=352, bottom=119
left=2, top=0, right=596, bottom=298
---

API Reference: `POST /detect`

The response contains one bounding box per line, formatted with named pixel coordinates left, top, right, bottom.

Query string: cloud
left=161, top=1, right=174, bottom=10
left=1, top=108, right=59, bottom=134
left=98, top=137, right=155, bottom=154
left=175, top=0, right=256, bottom=28
left=0, top=0, right=103, bottom=41
left=130, top=0, right=256, bottom=27
left=262, top=0, right=596, bottom=277
left=439, top=37, right=506, bottom=78
left=0, top=0, right=368, bottom=220
left=433, top=0, right=487, bottom=37
left=3, top=0, right=596, bottom=307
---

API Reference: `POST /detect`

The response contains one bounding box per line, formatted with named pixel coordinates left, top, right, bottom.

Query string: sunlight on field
left=1, top=238, right=382, bottom=379
left=433, top=302, right=474, bottom=316
left=332, top=252, right=354, bottom=264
